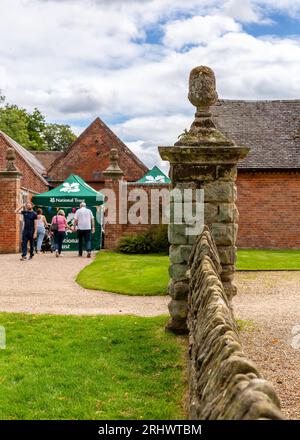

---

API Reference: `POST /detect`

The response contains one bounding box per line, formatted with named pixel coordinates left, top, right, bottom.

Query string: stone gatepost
left=103, top=148, right=125, bottom=249
left=0, top=148, right=22, bottom=254
left=159, top=66, right=249, bottom=334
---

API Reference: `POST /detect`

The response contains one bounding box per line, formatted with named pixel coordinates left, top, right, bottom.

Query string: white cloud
left=113, top=114, right=191, bottom=146
left=254, top=0, right=300, bottom=18
left=223, top=0, right=265, bottom=23
left=0, top=0, right=300, bottom=170
left=163, top=15, right=241, bottom=49
left=112, top=114, right=191, bottom=172
left=126, top=140, right=169, bottom=173
left=223, top=0, right=300, bottom=21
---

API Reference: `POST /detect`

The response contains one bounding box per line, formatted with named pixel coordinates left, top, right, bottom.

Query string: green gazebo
left=32, top=175, right=104, bottom=251
left=136, top=166, right=170, bottom=184
left=33, top=174, right=104, bottom=207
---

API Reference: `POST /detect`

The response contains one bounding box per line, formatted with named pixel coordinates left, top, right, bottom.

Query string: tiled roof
left=212, top=100, right=300, bottom=169
left=30, top=150, right=63, bottom=171
left=0, top=130, right=48, bottom=184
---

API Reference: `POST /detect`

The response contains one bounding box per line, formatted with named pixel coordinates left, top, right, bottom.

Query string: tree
left=43, top=123, right=77, bottom=151
left=27, top=108, right=46, bottom=150
left=0, top=95, right=76, bottom=151
left=0, top=104, right=33, bottom=148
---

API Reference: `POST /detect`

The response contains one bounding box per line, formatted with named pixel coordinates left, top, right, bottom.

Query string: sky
left=0, top=0, right=300, bottom=171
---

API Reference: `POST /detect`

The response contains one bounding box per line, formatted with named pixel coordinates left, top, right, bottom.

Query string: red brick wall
left=48, top=118, right=147, bottom=185
left=103, top=173, right=300, bottom=250
left=103, top=182, right=169, bottom=249
left=123, top=183, right=169, bottom=234
left=0, top=173, right=21, bottom=253
left=237, top=171, right=300, bottom=249
left=0, top=137, right=48, bottom=194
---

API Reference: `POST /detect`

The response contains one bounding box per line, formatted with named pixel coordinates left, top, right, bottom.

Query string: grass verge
left=237, top=249, right=300, bottom=270
left=76, top=252, right=169, bottom=296
left=0, top=313, right=187, bottom=420
left=77, top=249, right=300, bottom=297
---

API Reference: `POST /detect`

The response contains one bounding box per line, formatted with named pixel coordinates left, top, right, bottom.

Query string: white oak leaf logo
left=145, top=175, right=166, bottom=183
left=60, top=183, right=80, bottom=193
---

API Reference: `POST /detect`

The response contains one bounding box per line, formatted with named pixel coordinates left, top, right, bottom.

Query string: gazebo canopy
left=32, top=174, right=104, bottom=207
left=136, top=166, right=170, bottom=184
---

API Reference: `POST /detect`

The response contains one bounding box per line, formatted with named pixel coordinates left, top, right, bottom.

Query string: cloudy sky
left=1, top=0, right=300, bottom=171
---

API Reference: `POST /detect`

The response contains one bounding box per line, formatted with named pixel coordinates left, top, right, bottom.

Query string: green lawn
left=0, top=313, right=186, bottom=420
left=77, top=249, right=300, bottom=296
left=77, top=252, right=170, bottom=296
left=237, top=249, right=300, bottom=270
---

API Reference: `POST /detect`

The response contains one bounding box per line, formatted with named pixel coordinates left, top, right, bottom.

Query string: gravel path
left=0, top=253, right=168, bottom=316
left=234, top=272, right=300, bottom=420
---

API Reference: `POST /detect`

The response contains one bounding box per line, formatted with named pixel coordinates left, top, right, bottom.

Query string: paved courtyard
left=0, top=253, right=168, bottom=316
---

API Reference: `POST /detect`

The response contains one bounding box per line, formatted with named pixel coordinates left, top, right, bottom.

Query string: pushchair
left=40, top=228, right=54, bottom=253
left=34, top=228, right=53, bottom=253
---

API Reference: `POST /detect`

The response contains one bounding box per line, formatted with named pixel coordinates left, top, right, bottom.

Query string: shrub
left=118, top=225, right=169, bottom=254
left=151, top=225, right=169, bottom=253
left=118, top=233, right=153, bottom=254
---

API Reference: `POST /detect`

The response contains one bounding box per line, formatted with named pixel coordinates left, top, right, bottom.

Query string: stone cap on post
left=158, top=65, right=250, bottom=164
left=0, top=148, right=22, bottom=178
left=103, top=148, right=124, bottom=181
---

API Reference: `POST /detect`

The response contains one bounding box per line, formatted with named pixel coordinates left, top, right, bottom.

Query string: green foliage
left=118, top=233, right=153, bottom=254
left=0, top=104, right=33, bottom=148
left=44, top=123, right=77, bottom=151
left=151, top=225, right=169, bottom=253
left=76, top=251, right=169, bottom=295
left=118, top=225, right=169, bottom=254
left=26, top=108, right=46, bottom=150
left=0, top=94, right=76, bottom=151
left=0, top=313, right=187, bottom=420
left=236, top=319, right=255, bottom=333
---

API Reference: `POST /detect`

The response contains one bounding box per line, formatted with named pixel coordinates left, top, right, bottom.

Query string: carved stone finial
left=6, top=148, right=17, bottom=171
left=188, top=66, right=218, bottom=109
left=103, top=148, right=124, bottom=180
left=110, top=148, right=119, bottom=167
left=158, top=66, right=250, bottom=335
left=175, top=65, right=233, bottom=147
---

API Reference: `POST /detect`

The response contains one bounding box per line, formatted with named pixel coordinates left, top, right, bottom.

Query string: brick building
left=0, top=100, right=300, bottom=252
left=46, top=117, right=147, bottom=189
left=0, top=131, right=49, bottom=253
left=212, top=100, right=300, bottom=249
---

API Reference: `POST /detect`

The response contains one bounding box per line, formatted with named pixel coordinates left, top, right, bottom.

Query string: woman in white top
left=36, top=208, right=48, bottom=253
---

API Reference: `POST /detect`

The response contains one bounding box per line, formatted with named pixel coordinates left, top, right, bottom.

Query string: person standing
left=74, top=202, right=95, bottom=258
left=36, top=208, right=48, bottom=253
left=16, top=202, right=38, bottom=261
left=51, top=209, right=71, bottom=257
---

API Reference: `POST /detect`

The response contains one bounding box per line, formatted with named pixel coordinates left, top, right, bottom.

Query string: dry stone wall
left=187, top=226, right=284, bottom=420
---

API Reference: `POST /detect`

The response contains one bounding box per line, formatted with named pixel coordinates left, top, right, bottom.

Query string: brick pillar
left=0, top=148, right=22, bottom=254
left=159, top=66, right=249, bottom=334
left=103, top=148, right=125, bottom=249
